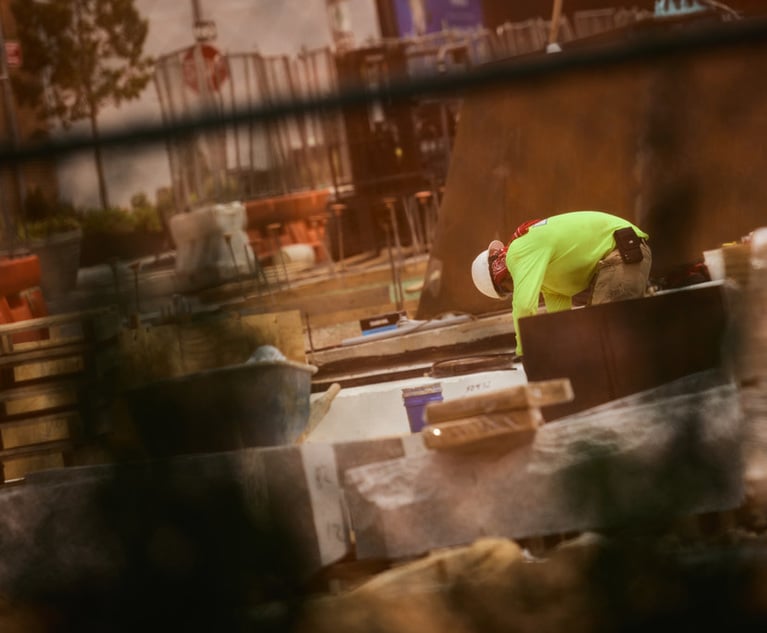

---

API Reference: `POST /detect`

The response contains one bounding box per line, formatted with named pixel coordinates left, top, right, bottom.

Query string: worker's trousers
left=590, top=242, right=652, bottom=305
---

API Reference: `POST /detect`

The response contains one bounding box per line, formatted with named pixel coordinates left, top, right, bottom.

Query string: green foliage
left=130, top=192, right=163, bottom=233
left=20, top=186, right=81, bottom=239
left=78, top=194, right=163, bottom=237
left=11, top=0, right=154, bottom=210
left=19, top=186, right=163, bottom=244
left=130, top=192, right=150, bottom=209
left=11, top=0, right=154, bottom=127
left=79, top=207, right=135, bottom=235
left=24, top=215, right=81, bottom=240
left=155, top=188, right=176, bottom=221
left=24, top=187, right=59, bottom=223
left=201, top=175, right=242, bottom=205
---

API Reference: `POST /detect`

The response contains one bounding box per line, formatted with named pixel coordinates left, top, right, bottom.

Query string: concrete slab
left=344, top=374, right=745, bottom=560
left=0, top=432, right=429, bottom=597
left=0, top=442, right=348, bottom=595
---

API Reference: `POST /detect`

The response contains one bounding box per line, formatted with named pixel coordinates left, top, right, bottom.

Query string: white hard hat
left=471, top=248, right=502, bottom=299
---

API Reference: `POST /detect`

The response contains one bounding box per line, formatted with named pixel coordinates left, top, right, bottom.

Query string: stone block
left=0, top=432, right=430, bottom=597
left=0, top=442, right=349, bottom=597
left=344, top=378, right=745, bottom=560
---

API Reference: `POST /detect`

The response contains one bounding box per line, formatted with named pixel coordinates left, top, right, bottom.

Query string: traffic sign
left=182, top=43, right=229, bottom=93
left=194, top=19, right=217, bottom=42
left=5, top=41, right=21, bottom=68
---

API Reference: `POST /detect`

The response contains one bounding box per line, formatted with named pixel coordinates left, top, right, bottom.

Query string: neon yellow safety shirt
left=506, top=211, right=649, bottom=355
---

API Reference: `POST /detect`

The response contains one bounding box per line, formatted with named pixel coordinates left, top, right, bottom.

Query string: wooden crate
left=0, top=308, right=121, bottom=483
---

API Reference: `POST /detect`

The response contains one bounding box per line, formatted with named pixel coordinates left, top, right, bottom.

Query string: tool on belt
left=613, top=227, right=645, bottom=264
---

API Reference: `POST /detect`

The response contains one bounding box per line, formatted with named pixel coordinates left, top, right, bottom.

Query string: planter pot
left=27, top=229, right=83, bottom=299
left=124, top=360, right=318, bottom=458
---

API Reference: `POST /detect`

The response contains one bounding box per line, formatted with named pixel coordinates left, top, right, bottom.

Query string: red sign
left=5, top=41, right=21, bottom=68
left=182, top=43, right=229, bottom=93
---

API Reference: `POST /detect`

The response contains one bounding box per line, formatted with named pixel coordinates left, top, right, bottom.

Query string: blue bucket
left=402, top=383, right=443, bottom=433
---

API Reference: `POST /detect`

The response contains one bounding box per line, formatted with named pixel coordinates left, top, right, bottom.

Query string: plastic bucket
left=703, top=249, right=724, bottom=281
left=402, top=383, right=443, bottom=433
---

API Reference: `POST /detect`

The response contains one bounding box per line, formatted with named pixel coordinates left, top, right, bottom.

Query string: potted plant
left=78, top=192, right=166, bottom=267
left=20, top=188, right=83, bottom=299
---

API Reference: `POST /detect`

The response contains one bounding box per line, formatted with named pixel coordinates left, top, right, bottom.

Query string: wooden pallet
left=0, top=308, right=121, bottom=483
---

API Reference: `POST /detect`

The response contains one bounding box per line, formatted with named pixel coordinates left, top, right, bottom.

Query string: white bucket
left=703, top=249, right=725, bottom=281
left=751, top=227, right=767, bottom=268
left=277, top=243, right=316, bottom=266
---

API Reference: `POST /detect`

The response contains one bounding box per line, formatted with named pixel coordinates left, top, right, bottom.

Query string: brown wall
left=417, top=28, right=767, bottom=318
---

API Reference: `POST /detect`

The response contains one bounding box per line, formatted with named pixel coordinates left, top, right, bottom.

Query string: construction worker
left=471, top=210, right=652, bottom=357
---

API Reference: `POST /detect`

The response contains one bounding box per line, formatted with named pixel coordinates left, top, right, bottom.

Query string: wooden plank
left=3, top=389, right=78, bottom=418
left=311, top=311, right=516, bottom=367
left=0, top=308, right=119, bottom=484
left=0, top=308, right=117, bottom=337
left=0, top=438, right=76, bottom=460
left=0, top=313, right=120, bottom=357
left=12, top=356, right=84, bottom=383
left=0, top=341, right=92, bottom=368
left=2, top=452, right=65, bottom=482
left=1, top=414, right=75, bottom=450
left=423, top=408, right=542, bottom=453
left=0, top=410, right=81, bottom=430
left=243, top=285, right=392, bottom=319
left=0, top=379, right=80, bottom=404
left=424, top=379, right=574, bottom=425
left=297, top=382, right=342, bottom=444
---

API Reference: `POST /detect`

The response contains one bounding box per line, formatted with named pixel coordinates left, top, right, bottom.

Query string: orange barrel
left=0, top=255, right=41, bottom=296
left=0, top=256, right=49, bottom=343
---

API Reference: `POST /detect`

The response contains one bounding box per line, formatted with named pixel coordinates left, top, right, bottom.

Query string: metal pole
left=331, top=203, right=345, bottom=273
left=191, top=0, right=203, bottom=23
left=224, top=232, right=247, bottom=301
left=0, top=13, right=25, bottom=247
left=383, top=221, right=404, bottom=311
left=130, top=261, right=141, bottom=316
left=548, top=0, right=565, bottom=45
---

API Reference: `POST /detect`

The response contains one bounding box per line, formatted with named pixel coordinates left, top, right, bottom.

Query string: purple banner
left=392, top=0, right=484, bottom=37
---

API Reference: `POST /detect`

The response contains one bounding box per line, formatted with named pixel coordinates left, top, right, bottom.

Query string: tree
left=11, top=0, right=154, bottom=210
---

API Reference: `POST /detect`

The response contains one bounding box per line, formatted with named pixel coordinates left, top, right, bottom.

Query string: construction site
left=0, top=0, right=767, bottom=630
